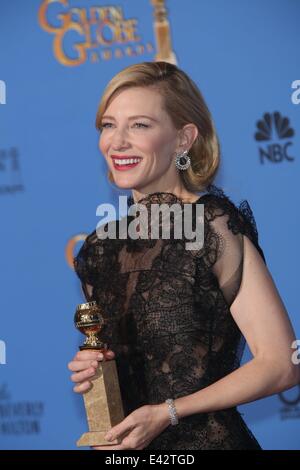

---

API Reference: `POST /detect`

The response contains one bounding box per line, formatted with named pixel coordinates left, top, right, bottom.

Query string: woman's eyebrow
left=101, top=114, right=159, bottom=122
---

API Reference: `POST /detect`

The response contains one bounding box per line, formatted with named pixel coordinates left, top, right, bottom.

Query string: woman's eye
left=133, top=122, right=149, bottom=128
left=99, top=122, right=149, bottom=130
left=100, top=123, right=113, bottom=129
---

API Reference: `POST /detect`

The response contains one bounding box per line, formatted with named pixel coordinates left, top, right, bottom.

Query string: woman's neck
left=131, top=187, right=201, bottom=205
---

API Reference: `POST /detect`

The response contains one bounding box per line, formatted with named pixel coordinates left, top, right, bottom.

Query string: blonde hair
left=95, top=61, right=220, bottom=191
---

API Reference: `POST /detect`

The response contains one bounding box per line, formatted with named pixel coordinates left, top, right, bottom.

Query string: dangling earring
left=175, top=150, right=191, bottom=170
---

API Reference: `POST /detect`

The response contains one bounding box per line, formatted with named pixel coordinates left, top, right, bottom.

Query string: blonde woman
left=69, top=61, right=299, bottom=450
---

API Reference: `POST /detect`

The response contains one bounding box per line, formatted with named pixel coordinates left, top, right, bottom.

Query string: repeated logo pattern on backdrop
left=38, top=0, right=154, bottom=66
left=254, top=112, right=295, bottom=164
left=0, top=0, right=299, bottom=449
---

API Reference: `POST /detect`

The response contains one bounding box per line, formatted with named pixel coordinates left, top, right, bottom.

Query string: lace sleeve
left=203, top=187, right=266, bottom=308
left=73, top=219, right=122, bottom=302
left=73, top=229, right=103, bottom=302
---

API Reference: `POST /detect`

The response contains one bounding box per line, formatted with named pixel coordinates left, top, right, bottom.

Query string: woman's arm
left=92, top=235, right=300, bottom=449
left=171, top=235, right=300, bottom=419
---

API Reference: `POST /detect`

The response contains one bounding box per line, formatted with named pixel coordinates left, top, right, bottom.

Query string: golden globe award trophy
left=151, top=0, right=178, bottom=65
left=74, top=301, right=124, bottom=447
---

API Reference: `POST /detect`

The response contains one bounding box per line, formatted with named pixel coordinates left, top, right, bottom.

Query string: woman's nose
left=111, top=128, right=130, bottom=149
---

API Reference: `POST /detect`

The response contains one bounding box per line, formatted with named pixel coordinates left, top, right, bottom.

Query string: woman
left=69, top=61, right=299, bottom=450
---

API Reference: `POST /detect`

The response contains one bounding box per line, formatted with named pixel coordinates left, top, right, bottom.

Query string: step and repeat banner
left=0, top=0, right=299, bottom=450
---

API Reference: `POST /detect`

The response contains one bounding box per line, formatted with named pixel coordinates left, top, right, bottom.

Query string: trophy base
left=77, top=431, right=121, bottom=447
left=76, top=359, right=125, bottom=448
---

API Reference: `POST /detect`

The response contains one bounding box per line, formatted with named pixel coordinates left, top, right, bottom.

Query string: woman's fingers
left=74, top=350, right=103, bottom=361
left=73, top=349, right=115, bottom=361
left=73, top=380, right=92, bottom=393
left=71, top=367, right=97, bottom=383
left=104, top=350, right=115, bottom=359
left=68, top=350, right=115, bottom=371
left=68, top=359, right=98, bottom=372
left=68, top=349, right=116, bottom=393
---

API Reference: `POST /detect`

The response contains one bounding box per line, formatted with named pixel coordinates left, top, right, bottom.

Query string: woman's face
left=99, top=86, right=185, bottom=197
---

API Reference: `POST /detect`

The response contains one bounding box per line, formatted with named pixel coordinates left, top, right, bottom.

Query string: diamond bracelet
left=165, top=398, right=179, bottom=425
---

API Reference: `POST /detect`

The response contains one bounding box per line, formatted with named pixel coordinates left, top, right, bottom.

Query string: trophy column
left=151, top=0, right=178, bottom=65
left=74, top=301, right=125, bottom=447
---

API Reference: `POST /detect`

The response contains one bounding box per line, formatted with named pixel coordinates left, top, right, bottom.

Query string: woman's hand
left=68, top=351, right=171, bottom=449
left=68, top=349, right=115, bottom=393
left=92, top=403, right=171, bottom=450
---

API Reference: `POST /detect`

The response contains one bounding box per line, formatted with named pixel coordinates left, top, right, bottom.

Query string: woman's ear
left=176, top=123, right=198, bottom=153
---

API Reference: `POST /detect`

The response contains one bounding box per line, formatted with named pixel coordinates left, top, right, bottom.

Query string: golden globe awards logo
left=0, top=82, right=25, bottom=195
left=65, top=233, right=87, bottom=269
left=38, top=0, right=154, bottom=66
left=279, top=385, right=300, bottom=420
left=0, top=384, right=45, bottom=436
left=278, top=341, right=300, bottom=420
left=0, top=147, right=25, bottom=195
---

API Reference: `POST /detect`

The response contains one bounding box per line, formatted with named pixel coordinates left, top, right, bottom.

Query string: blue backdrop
left=0, top=0, right=299, bottom=450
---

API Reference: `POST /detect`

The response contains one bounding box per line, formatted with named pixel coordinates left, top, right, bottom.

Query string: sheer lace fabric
left=73, top=184, right=264, bottom=450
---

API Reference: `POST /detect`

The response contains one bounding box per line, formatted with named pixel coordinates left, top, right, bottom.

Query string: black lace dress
left=73, top=184, right=265, bottom=450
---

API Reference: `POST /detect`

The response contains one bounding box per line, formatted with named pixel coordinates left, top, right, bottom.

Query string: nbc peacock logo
left=254, top=112, right=295, bottom=164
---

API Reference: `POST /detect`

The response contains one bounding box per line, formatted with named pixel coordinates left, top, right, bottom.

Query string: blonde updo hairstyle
left=95, top=61, right=220, bottom=192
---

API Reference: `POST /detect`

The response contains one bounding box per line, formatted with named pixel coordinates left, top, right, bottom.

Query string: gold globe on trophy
left=74, top=301, right=124, bottom=447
